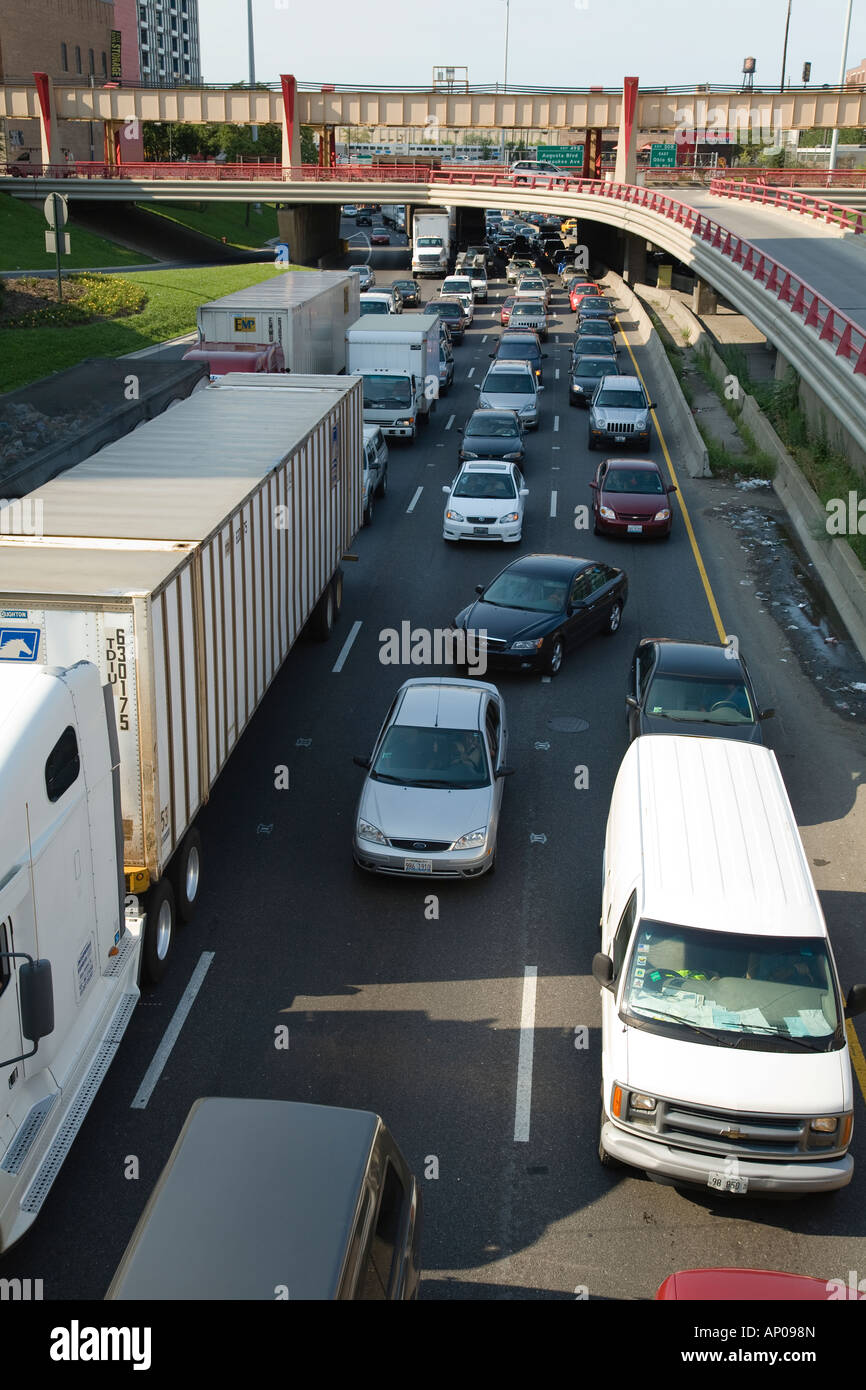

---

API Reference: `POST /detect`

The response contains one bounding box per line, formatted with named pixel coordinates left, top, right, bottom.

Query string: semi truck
left=346, top=314, right=441, bottom=439
left=410, top=208, right=452, bottom=277
left=0, top=373, right=363, bottom=1253
left=183, top=271, right=359, bottom=378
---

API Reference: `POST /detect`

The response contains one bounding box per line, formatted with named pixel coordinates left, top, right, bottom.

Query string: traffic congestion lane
left=3, top=239, right=865, bottom=1301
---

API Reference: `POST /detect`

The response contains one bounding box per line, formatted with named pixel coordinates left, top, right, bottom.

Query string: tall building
left=845, top=59, right=866, bottom=88
left=136, top=0, right=200, bottom=85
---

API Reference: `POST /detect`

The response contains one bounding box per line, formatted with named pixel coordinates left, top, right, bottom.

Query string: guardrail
left=709, top=177, right=866, bottom=233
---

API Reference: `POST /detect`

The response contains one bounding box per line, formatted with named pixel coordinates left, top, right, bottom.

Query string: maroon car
left=590, top=458, right=676, bottom=538
left=370, top=230, right=390, bottom=246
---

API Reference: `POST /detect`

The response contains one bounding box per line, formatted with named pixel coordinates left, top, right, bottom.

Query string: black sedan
left=459, top=409, right=525, bottom=465
left=578, top=297, right=617, bottom=324
left=570, top=354, right=621, bottom=406
left=454, top=554, right=628, bottom=677
left=393, top=278, right=422, bottom=307
left=626, top=638, right=775, bottom=743
left=491, top=330, right=547, bottom=381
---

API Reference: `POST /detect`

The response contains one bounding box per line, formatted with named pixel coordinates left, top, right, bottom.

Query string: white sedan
left=443, top=461, right=528, bottom=544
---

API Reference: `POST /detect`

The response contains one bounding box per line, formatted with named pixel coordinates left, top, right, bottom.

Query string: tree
left=300, top=126, right=317, bottom=164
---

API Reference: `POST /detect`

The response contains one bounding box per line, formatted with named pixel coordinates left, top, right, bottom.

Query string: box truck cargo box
left=194, top=271, right=359, bottom=375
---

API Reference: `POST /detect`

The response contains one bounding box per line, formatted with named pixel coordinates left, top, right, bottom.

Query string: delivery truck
left=346, top=314, right=441, bottom=439
left=411, top=208, right=452, bottom=277
left=183, top=271, right=359, bottom=378
left=0, top=374, right=363, bottom=1253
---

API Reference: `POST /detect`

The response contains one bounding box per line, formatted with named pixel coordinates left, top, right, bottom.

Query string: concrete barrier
left=602, top=269, right=711, bottom=478
left=637, top=286, right=866, bottom=664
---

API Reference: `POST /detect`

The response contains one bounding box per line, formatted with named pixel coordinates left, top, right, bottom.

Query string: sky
left=199, top=0, right=866, bottom=92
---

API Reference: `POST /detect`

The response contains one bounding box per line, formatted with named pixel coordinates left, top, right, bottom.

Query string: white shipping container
left=196, top=271, right=359, bottom=375
left=0, top=376, right=363, bottom=889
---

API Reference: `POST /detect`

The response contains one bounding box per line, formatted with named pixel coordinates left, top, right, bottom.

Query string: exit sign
left=649, top=143, right=677, bottom=168
left=536, top=144, right=584, bottom=167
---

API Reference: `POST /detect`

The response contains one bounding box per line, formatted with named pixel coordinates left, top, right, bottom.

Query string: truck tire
left=142, top=878, right=176, bottom=985
left=170, top=826, right=202, bottom=924
left=332, top=567, right=344, bottom=617
left=310, top=580, right=336, bottom=641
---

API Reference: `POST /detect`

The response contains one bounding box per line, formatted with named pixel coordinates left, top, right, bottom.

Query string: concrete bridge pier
left=277, top=203, right=343, bottom=267
left=692, top=278, right=718, bottom=314
left=622, top=232, right=647, bottom=286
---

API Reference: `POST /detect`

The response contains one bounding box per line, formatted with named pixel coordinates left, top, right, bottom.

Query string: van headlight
left=629, top=1093, right=657, bottom=1113
left=810, top=1117, right=838, bottom=1133
left=358, top=819, right=388, bottom=845
left=451, top=827, right=487, bottom=850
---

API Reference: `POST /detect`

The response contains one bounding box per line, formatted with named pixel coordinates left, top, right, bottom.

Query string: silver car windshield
left=371, top=725, right=490, bottom=789
left=621, top=922, right=840, bottom=1050
left=484, top=373, right=534, bottom=394
left=595, top=389, right=646, bottom=409
left=643, top=672, right=756, bottom=725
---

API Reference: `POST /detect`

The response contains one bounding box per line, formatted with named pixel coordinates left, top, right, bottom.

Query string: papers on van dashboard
left=784, top=1010, right=832, bottom=1037
left=633, top=987, right=773, bottom=1033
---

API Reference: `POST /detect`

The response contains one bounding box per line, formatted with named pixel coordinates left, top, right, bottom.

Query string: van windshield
left=620, top=922, right=842, bottom=1051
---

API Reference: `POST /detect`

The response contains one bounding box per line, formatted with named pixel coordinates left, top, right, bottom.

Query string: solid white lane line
left=332, top=620, right=362, bottom=673
left=131, top=953, right=215, bottom=1109
left=407, top=486, right=424, bottom=513
left=553, top=415, right=560, bottom=432
left=550, top=491, right=558, bottom=518
left=446, top=414, right=455, bottom=430
left=514, top=966, right=538, bottom=1143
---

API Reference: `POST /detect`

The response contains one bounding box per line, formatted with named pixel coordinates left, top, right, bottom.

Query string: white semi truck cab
left=346, top=315, right=441, bottom=440
left=0, top=661, right=143, bottom=1254
left=411, top=209, right=452, bottom=277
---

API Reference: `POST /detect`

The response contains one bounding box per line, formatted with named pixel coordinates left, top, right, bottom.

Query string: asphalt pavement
left=3, top=219, right=866, bottom=1301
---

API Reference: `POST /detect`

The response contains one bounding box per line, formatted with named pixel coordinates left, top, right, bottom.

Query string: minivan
left=106, top=1098, right=422, bottom=1299
left=478, top=359, right=542, bottom=428
left=594, top=736, right=866, bottom=1195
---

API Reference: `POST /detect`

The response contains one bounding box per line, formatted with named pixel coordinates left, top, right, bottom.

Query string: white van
left=594, top=735, right=866, bottom=1195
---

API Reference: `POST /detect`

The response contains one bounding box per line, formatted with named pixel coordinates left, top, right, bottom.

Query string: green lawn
left=0, top=192, right=155, bottom=272
left=0, top=263, right=309, bottom=391
left=136, top=200, right=281, bottom=250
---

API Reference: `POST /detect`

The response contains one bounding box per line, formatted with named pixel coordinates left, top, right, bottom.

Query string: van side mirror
left=592, top=952, right=615, bottom=991
left=0, top=954, right=54, bottom=1064
left=352, top=756, right=370, bottom=770
left=844, top=982, right=866, bottom=1019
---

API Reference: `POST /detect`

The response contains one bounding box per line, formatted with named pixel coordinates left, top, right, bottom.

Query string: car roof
left=644, top=638, right=747, bottom=678
left=600, top=374, right=641, bottom=387
left=469, top=408, right=518, bottom=421
left=626, top=736, right=825, bottom=939
left=487, top=359, right=534, bottom=373
left=106, top=1099, right=379, bottom=1300
left=575, top=355, right=618, bottom=367
left=505, top=553, right=593, bottom=579
left=605, top=457, right=661, bottom=471
left=396, top=679, right=486, bottom=730
left=462, top=460, right=513, bottom=472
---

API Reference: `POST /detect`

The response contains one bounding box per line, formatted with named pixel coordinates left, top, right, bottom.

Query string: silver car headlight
left=520, top=403, right=535, bottom=415
left=358, top=819, right=388, bottom=846
left=451, top=826, right=487, bottom=850
left=445, top=508, right=465, bottom=522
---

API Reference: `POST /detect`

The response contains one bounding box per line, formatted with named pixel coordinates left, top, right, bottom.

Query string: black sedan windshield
left=483, top=570, right=570, bottom=613
left=466, top=414, right=519, bottom=438
left=573, top=359, right=611, bottom=380
left=644, top=673, right=756, bottom=725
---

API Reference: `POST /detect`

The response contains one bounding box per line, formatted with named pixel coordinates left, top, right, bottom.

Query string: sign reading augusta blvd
left=110, top=30, right=122, bottom=80
left=649, top=143, right=677, bottom=168
left=535, top=145, right=584, bottom=166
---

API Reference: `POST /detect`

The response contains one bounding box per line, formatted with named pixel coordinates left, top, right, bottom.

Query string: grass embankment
left=0, top=192, right=155, bottom=272
left=0, top=262, right=307, bottom=392
left=136, top=200, right=281, bottom=250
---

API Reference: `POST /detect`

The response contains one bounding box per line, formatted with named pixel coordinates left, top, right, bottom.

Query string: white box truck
left=0, top=374, right=363, bottom=1253
left=184, top=271, right=360, bottom=378
left=411, top=208, right=452, bottom=277
left=346, top=314, right=441, bottom=439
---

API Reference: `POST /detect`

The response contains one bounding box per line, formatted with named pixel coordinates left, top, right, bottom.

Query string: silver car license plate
left=627, top=524, right=643, bottom=534
left=707, top=1172, right=749, bottom=1194
left=404, top=858, right=433, bottom=874
left=473, top=526, right=489, bottom=535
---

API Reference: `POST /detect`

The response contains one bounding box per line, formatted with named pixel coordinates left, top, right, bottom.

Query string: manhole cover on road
left=547, top=716, right=590, bottom=733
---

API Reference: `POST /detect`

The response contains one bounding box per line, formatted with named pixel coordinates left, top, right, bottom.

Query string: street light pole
left=780, top=0, right=792, bottom=91
left=829, top=0, right=855, bottom=171
left=247, top=0, right=258, bottom=143
left=502, top=0, right=510, bottom=160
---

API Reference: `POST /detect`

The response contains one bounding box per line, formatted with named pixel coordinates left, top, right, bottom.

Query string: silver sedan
left=352, top=678, right=513, bottom=878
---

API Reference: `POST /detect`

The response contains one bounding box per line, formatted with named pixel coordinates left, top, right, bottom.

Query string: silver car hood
left=359, top=779, right=493, bottom=840
left=480, top=390, right=535, bottom=411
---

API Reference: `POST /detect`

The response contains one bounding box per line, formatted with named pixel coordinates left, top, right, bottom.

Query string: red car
left=569, top=282, right=599, bottom=312
left=500, top=296, right=516, bottom=326
left=656, top=1268, right=863, bottom=1300
left=590, top=457, right=676, bottom=538
left=370, top=230, right=390, bottom=246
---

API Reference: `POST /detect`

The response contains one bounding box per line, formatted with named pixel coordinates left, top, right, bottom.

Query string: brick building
left=845, top=59, right=866, bottom=87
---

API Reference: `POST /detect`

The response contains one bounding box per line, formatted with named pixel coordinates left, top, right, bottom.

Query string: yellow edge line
left=614, top=309, right=866, bottom=1109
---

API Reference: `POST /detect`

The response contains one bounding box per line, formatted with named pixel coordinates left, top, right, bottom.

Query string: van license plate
left=627, top=525, right=643, bottom=534
left=404, top=858, right=433, bottom=874
left=707, top=1173, right=749, bottom=1194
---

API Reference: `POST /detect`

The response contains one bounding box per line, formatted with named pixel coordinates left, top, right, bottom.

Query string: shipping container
left=193, top=271, right=359, bottom=375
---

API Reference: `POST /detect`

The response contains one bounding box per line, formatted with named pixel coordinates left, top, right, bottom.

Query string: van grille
left=625, top=1093, right=822, bottom=1159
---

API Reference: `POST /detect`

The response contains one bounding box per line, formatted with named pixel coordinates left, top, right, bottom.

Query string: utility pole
left=780, top=0, right=793, bottom=91
left=829, top=0, right=855, bottom=171
left=248, top=0, right=258, bottom=143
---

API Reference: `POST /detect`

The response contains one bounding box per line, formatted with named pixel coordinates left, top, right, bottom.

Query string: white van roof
left=629, top=736, right=825, bottom=940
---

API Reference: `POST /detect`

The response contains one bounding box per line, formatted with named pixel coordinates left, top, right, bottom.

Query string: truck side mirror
left=592, top=953, right=615, bottom=991
left=0, top=954, right=54, bottom=1065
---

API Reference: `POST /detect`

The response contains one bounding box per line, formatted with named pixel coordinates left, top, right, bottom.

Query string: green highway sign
left=536, top=144, right=584, bottom=167
left=649, top=143, right=677, bottom=168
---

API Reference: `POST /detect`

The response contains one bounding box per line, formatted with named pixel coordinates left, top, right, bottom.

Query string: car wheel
left=547, top=636, right=564, bottom=676
left=593, top=519, right=601, bottom=535
left=603, top=600, right=623, bottom=636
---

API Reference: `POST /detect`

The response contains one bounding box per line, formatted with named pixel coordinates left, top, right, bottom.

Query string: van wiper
left=727, top=1024, right=830, bottom=1052
left=626, top=1009, right=738, bottom=1047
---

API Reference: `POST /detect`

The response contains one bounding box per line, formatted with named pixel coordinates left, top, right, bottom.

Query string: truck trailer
left=345, top=314, right=441, bottom=439
left=411, top=208, right=452, bottom=278
left=184, top=271, right=360, bottom=378
left=0, top=374, right=363, bottom=1252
